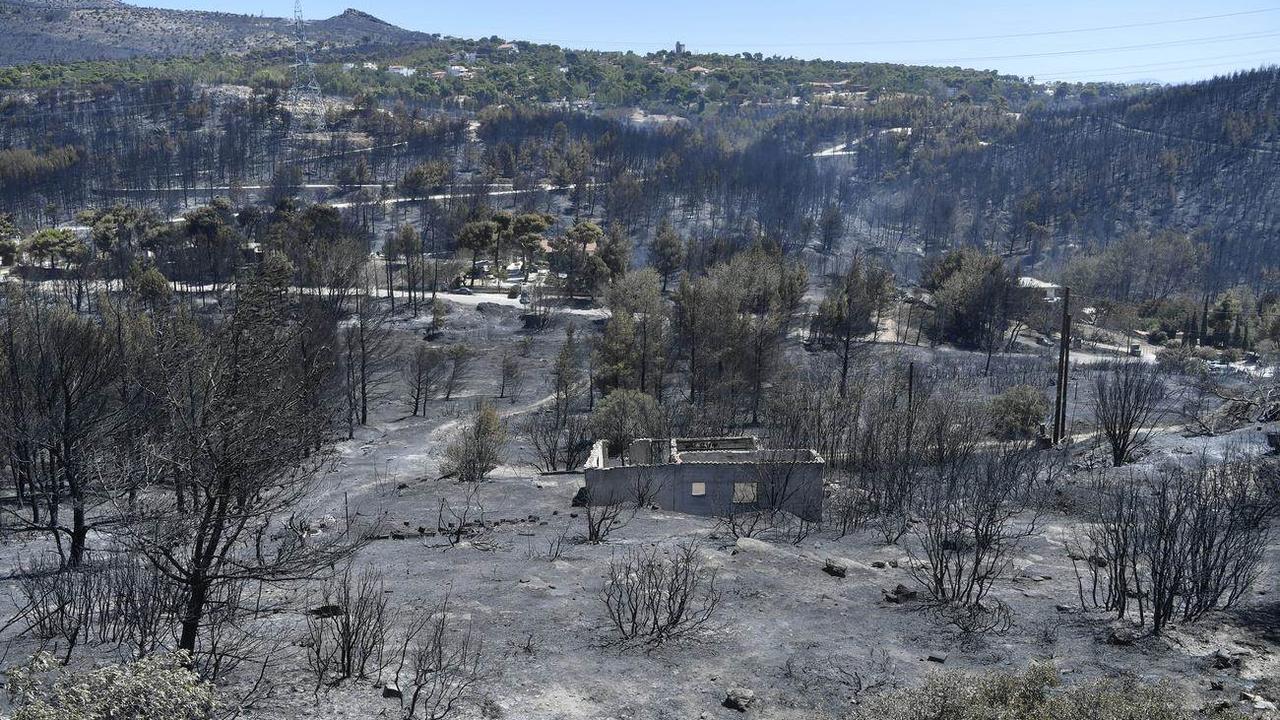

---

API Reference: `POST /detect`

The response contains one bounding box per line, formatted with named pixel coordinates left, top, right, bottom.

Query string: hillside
left=1, top=4, right=1280, bottom=718
left=0, top=0, right=1069, bottom=110
left=868, top=69, right=1280, bottom=287
left=0, top=0, right=426, bottom=64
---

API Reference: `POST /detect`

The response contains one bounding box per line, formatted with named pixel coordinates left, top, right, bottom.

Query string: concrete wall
left=583, top=457, right=823, bottom=522
left=585, top=440, right=608, bottom=470
left=674, top=436, right=756, bottom=453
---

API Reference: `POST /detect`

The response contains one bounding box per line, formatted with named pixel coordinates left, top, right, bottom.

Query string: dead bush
left=825, top=475, right=873, bottom=538
left=935, top=598, right=1014, bottom=645
left=599, top=541, right=720, bottom=647
left=390, top=595, right=488, bottom=720
left=907, top=445, right=1044, bottom=608
left=785, top=647, right=897, bottom=704
left=1092, top=361, right=1168, bottom=466
left=578, top=489, right=630, bottom=544
left=304, top=562, right=392, bottom=689
left=1071, top=452, right=1276, bottom=634
left=437, top=483, right=494, bottom=549
left=15, top=554, right=183, bottom=663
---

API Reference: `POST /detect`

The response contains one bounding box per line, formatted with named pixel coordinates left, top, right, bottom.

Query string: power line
left=514, top=7, right=1280, bottom=49
left=924, top=30, right=1280, bottom=64
left=1045, top=58, right=1278, bottom=81
left=1036, top=51, right=1279, bottom=79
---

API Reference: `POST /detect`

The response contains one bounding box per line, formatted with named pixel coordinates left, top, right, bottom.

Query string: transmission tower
left=290, top=0, right=322, bottom=102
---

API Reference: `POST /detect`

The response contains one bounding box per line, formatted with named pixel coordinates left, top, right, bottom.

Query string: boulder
left=871, top=560, right=887, bottom=569
left=1212, top=649, right=1238, bottom=670
left=308, top=604, right=344, bottom=619
left=823, top=559, right=848, bottom=578
left=1107, top=627, right=1140, bottom=646
left=571, top=487, right=590, bottom=507
left=722, top=688, right=756, bottom=712
left=1241, top=692, right=1277, bottom=711
left=475, top=302, right=508, bottom=315
left=382, top=684, right=402, bottom=699
left=883, top=584, right=918, bottom=604
left=734, top=537, right=780, bottom=555
left=927, top=651, right=948, bottom=664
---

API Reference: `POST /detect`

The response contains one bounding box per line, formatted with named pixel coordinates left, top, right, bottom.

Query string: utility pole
left=905, top=361, right=915, bottom=459
left=1052, top=287, right=1071, bottom=444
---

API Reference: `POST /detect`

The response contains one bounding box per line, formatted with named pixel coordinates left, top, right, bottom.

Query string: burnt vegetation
left=0, top=14, right=1277, bottom=720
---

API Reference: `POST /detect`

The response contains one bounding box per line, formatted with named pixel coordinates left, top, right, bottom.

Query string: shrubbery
left=443, top=401, right=507, bottom=482
left=1156, top=345, right=1207, bottom=375
left=989, top=385, right=1049, bottom=439
left=859, top=663, right=1233, bottom=720
left=6, top=651, right=214, bottom=720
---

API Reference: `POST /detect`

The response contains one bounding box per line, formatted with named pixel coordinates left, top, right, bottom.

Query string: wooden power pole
left=1052, top=287, right=1072, bottom=444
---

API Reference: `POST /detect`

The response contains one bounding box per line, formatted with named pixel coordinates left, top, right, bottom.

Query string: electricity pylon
left=290, top=0, right=322, bottom=102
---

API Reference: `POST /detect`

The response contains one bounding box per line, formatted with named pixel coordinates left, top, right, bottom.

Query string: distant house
left=341, top=62, right=356, bottom=71
left=495, top=42, right=519, bottom=53
left=687, top=65, right=712, bottom=75
left=622, top=108, right=690, bottom=129
left=387, top=65, right=416, bottom=77
left=447, top=65, right=470, bottom=78
left=449, top=51, right=477, bottom=63
left=660, top=66, right=677, bottom=75
left=1017, top=276, right=1063, bottom=302
left=361, top=62, right=378, bottom=70
left=431, top=71, right=448, bottom=80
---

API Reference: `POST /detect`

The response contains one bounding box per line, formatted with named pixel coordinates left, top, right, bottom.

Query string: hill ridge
left=0, top=1, right=423, bottom=65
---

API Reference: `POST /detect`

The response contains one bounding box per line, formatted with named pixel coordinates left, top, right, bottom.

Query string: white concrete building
left=1017, top=276, right=1063, bottom=302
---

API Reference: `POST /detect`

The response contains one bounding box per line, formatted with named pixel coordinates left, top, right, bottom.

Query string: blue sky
left=152, top=0, right=1279, bottom=83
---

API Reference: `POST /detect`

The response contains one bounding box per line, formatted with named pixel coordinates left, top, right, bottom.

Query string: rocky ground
left=256, top=301, right=1279, bottom=720
left=0, top=297, right=1275, bottom=720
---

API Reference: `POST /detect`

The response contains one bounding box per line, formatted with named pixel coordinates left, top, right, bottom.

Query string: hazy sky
left=150, top=0, right=1280, bottom=83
